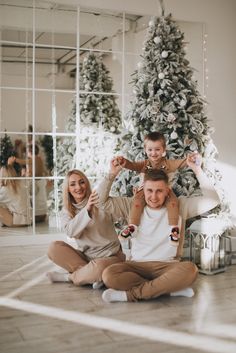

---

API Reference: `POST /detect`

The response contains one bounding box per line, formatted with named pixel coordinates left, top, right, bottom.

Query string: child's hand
left=114, top=156, right=126, bottom=167
left=7, top=156, right=16, bottom=165
left=187, top=152, right=202, bottom=171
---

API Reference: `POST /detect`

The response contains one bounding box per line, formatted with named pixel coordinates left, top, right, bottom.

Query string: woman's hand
left=86, top=190, right=99, bottom=212
left=109, top=158, right=123, bottom=177
left=7, top=156, right=16, bottom=165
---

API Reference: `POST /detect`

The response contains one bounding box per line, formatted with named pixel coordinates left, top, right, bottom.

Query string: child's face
left=144, top=140, right=165, bottom=163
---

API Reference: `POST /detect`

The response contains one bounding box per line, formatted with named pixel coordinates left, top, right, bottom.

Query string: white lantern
left=187, top=218, right=229, bottom=275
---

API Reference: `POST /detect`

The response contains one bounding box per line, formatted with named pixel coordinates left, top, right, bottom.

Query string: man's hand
left=86, top=190, right=99, bottom=212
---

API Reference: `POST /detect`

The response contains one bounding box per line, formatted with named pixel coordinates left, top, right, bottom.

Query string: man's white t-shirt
left=131, top=206, right=181, bottom=262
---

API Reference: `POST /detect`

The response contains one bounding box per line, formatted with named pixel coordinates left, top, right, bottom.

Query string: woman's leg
left=47, top=240, right=88, bottom=273
left=70, top=249, right=125, bottom=286
left=0, top=207, right=13, bottom=227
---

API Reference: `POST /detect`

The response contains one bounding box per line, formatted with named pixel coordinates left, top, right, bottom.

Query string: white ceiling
left=1, top=1, right=141, bottom=69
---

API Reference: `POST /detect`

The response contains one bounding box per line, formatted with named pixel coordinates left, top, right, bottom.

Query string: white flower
left=167, top=113, right=176, bottom=122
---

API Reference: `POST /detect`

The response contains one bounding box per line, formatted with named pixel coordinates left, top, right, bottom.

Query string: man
left=98, top=153, right=220, bottom=302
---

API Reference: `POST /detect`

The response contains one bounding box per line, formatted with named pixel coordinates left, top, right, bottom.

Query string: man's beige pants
left=102, top=260, right=198, bottom=302
left=47, top=240, right=125, bottom=286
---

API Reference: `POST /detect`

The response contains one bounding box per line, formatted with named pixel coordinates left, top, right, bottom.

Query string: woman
left=0, top=165, right=31, bottom=227
left=47, top=169, right=125, bottom=288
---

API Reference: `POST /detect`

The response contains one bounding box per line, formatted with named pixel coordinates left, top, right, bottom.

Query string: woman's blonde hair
left=0, top=165, right=20, bottom=193
left=62, top=169, right=92, bottom=218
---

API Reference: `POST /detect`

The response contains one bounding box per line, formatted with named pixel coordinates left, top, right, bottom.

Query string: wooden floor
left=0, top=232, right=236, bottom=353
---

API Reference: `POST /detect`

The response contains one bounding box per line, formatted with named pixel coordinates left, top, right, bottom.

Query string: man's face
left=143, top=179, right=169, bottom=209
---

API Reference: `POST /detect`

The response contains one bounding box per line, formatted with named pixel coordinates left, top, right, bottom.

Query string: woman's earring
left=162, top=151, right=166, bottom=157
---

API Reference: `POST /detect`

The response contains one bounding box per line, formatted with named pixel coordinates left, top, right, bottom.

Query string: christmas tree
left=113, top=14, right=214, bottom=199
left=51, top=52, right=122, bottom=212
left=40, top=135, right=54, bottom=174
left=0, top=132, right=14, bottom=167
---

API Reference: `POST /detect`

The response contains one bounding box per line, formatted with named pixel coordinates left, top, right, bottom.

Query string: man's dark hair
left=144, top=131, right=166, bottom=148
left=144, top=169, right=169, bottom=184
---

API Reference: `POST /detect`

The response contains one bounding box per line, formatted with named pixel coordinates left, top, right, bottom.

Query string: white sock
left=170, top=287, right=194, bottom=298
left=102, top=288, right=128, bottom=303
left=92, top=281, right=104, bottom=289
left=46, top=271, right=70, bottom=283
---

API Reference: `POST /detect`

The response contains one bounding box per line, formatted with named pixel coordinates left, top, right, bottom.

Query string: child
left=114, top=131, right=195, bottom=239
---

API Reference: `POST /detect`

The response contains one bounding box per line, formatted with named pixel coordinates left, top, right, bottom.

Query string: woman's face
left=68, top=173, right=87, bottom=203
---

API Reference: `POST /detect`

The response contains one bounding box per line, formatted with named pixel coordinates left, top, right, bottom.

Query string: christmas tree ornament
left=158, top=72, right=165, bottom=79
left=154, top=36, right=161, bottom=44
left=170, top=131, right=178, bottom=139
left=161, top=50, right=168, bottom=58
left=180, top=99, right=186, bottom=107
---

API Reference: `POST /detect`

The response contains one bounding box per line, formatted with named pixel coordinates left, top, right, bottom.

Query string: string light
left=202, top=24, right=209, bottom=100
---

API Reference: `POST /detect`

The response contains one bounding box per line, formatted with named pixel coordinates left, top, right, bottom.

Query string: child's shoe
left=169, top=226, right=180, bottom=242
left=119, top=224, right=137, bottom=238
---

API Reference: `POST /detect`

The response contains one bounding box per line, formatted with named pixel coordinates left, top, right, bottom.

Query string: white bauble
left=161, top=51, right=168, bottom=58
left=110, top=126, right=116, bottom=132
left=154, top=36, right=161, bottom=44
left=158, top=72, right=165, bottom=79
left=180, top=99, right=186, bottom=107
left=149, top=20, right=155, bottom=27
left=170, top=131, right=178, bottom=139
